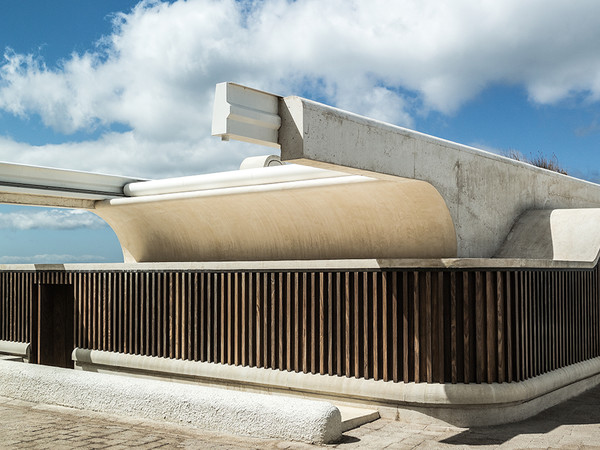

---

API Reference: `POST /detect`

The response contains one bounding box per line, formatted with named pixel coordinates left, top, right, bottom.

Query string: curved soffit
left=94, top=178, right=457, bottom=262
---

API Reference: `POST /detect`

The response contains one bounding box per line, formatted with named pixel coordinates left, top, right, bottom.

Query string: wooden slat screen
left=1, top=266, right=600, bottom=384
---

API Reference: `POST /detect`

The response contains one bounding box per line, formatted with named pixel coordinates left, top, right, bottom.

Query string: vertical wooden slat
left=475, top=272, right=485, bottom=384
left=234, top=272, right=240, bottom=366
left=450, top=272, right=458, bottom=383
left=302, top=272, right=308, bottom=373
left=425, top=272, right=432, bottom=383
left=436, top=272, right=445, bottom=383
left=294, top=272, right=300, bottom=373
left=327, top=272, right=334, bottom=376
left=392, top=271, right=398, bottom=383
left=413, top=271, right=420, bottom=383
left=286, top=272, right=292, bottom=372
left=320, top=272, right=326, bottom=375
left=198, top=273, right=204, bottom=362
left=336, top=272, right=342, bottom=377
left=279, top=272, right=284, bottom=371
left=497, top=271, right=505, bottom=383
left=363, top=272, right=370, bottom=380
left=506, top=271, right=513, bottom=382
left=373, top=272, right=379, bottom=381
left=354, top=272, right=360, bottom=379
left=462, top=272, right=471, bottom=384
left=325, top=272, right=333, bottom=376
left=403, top=272, right=409, bottom=383
left=226, top=272, right=232, bottom=365
left=344, top=272, right=351, bottom=378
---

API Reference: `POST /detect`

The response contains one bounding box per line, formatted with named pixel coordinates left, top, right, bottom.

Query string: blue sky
left=1, top=0, right=600, bottom=263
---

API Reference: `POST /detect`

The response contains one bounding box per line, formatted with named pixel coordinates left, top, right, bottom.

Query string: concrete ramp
left=496, top=209, right=600, bottom=262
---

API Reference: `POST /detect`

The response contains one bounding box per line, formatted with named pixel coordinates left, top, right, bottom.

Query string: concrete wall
left=279, top=96, right=600, bottom=258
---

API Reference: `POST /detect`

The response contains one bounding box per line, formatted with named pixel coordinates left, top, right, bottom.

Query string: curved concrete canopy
left=95, top=172, right=456, bottom=263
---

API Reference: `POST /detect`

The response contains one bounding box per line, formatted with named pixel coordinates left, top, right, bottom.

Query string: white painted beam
left=0, top=161, right=145, bottom=207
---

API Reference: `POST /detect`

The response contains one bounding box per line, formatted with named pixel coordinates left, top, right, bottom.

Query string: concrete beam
left=277, top=96, right=600, bottom=257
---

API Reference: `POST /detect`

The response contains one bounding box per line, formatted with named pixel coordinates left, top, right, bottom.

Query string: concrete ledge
left=0, top=359, right=341, bottom=444
left=0, top=340, right=30, bottom=362
left=73, top=349, right=600, bottom=427
left=1, top=255, right=599, bottom=272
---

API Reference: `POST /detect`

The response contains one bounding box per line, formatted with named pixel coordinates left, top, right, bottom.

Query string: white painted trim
left=123, top=164, right=352, bottom=197
left=0, top=161, right=143, bottom=200
left=211, top=82, right=281, bottom=148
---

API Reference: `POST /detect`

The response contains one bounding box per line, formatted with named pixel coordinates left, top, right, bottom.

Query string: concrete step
left=337, top=405, right=380, bottom=431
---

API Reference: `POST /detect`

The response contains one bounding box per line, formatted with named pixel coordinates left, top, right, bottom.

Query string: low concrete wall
left=0, top=340, right=30, bottom=362
left=279, top=96, right=600, bottom=258
left=0, top=359, right=341, bottom=444
left=73, top=348, right=600, bottom=428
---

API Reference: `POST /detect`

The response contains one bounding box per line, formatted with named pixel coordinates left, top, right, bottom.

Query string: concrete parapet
left=0, top=358, right=342, bottom=444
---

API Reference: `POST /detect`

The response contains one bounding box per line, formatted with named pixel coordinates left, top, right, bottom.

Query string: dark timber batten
left=2, top=265, right=600, bottom=384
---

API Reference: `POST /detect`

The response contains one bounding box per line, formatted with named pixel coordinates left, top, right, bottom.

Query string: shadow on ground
left=442, top=384, right=600, bottom=446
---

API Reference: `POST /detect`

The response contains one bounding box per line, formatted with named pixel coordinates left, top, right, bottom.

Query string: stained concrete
left=278, top=95, right=600, bottom=258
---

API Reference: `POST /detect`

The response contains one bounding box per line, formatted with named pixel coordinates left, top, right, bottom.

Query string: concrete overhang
left=95, top=164, right=457, bottom=262
left=212, top=82, right=600, bottom=260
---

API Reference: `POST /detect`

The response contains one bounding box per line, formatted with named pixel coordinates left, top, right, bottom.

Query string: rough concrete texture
left=0, top=359, right=342, bottom=444
left=279, top=96, right=600, bottom=258
left=496, top=208, right=600, bottom=261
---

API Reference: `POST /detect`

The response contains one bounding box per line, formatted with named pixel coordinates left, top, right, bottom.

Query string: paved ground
left=2, top=383, right=600, bottom=449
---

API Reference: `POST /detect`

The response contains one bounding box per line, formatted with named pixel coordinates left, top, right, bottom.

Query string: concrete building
left=2, top=82, right=600, bottom=435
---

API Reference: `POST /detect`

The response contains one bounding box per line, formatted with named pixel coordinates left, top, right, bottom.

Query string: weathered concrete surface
left=496, top=208, right=600, bottom=261
left=279, top=96, right=600, bottom=258
left=95, top=175, right=456, bottom=262
left=0, top=359, right=342, bottom=444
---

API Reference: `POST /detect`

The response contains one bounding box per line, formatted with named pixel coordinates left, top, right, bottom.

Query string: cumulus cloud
left=0, top=208, right=107, bottom=230
left=0, top=0, right=600, bottom=178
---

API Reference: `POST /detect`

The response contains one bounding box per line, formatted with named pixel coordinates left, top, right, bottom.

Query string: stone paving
left=2, top=383, right=600, bottom=449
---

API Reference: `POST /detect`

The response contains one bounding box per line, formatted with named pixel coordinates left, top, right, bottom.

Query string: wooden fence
left=1, top=266, right=599, bottom=384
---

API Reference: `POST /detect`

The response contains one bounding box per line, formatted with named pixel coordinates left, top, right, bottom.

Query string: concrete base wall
left=73, top=348, right=600, bottom=428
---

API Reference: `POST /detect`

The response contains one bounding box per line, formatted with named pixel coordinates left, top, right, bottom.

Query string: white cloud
left=0, top=0, right=600, bottom=178
left=0, top=208, right=106, bottom=230
left=0, top=253, right=109, bottom=264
